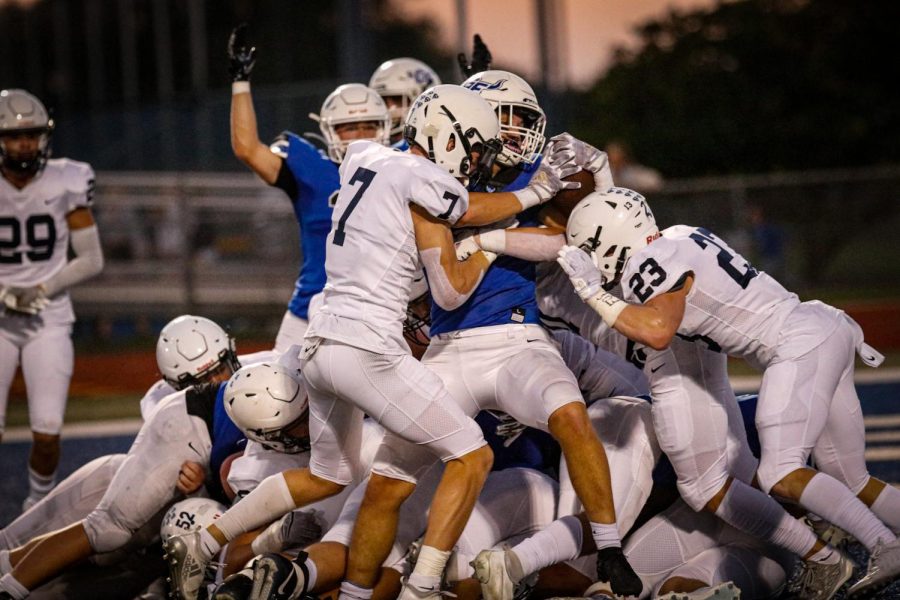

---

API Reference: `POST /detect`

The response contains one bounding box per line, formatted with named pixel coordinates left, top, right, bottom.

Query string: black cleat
left=596, top=546, right=642, bottom=597
left=212, top=571, right=253, bottom=600
left=250, top=551, right=309, bottom=600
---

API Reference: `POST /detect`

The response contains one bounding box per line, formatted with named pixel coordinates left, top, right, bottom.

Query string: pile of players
left=2, top=24, right=900, bottom=600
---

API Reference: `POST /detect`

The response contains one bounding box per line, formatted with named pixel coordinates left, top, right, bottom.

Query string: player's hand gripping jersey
left=0, top=158, right=94, bottom=320
left=307, top=140, right=468, bottom=354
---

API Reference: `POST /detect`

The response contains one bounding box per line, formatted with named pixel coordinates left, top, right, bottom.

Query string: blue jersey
left=476, top=411, right=560, bottom=477
left=429, top=158, right=543, bottom=335
left=274, top=133, right=339, bottom=320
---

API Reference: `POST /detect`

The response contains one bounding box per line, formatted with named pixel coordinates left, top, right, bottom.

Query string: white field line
left=3, top=418, right=142, bottom=443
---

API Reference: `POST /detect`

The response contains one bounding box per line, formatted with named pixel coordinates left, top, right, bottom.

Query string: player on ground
left=228, top=24, right=392, bottom=351
left=555, top=187, right=900, bottom=597
left=0, top=89, right=104, bottom=511
left=162, top=84, right=576, bottom=600
left=0, top=347, right=307, bottom=599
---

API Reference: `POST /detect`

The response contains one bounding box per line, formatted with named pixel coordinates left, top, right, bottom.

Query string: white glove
left=455, top=236, right=497, bottom=263
left=1, top=285, right=49, bottom=315
left=512, top=161, right=582, bottom=209
left=557, top=246, right=605, bottom=301
left=546, top=133, right=614, bottom=190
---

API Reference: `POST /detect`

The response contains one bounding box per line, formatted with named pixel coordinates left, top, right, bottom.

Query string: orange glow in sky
left=392, top=0, right=718, bottom=88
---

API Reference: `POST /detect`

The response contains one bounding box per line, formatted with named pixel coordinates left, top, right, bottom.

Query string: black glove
left=457, top=33, right=492, bottom=78
left=596, top=546, right=643, bottom=597
left=227, top=23, right=257, bottom=82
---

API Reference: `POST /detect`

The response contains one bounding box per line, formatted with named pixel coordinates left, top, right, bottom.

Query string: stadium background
left=1, top=1, right=899, bottom=593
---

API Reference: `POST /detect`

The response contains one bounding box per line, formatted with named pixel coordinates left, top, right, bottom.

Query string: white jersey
left=0, top=158, right=94, bottom=287
left=551, top=329, right=649, bottom=400
left=621, top=225, right=804, bottom=368
left=307, top=141, right=468, bottom=355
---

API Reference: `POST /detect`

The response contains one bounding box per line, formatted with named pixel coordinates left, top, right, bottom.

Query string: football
left=551, top=169, right=595, bottom=218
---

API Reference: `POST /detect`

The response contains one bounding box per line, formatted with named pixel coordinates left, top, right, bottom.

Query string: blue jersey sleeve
left=210, top=383, right=247, bottom=503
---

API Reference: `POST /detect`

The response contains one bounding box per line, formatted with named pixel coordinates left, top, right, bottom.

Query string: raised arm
left=412, top=205, right=494, bottom=310
left=228, top=24, right=282, bottom=185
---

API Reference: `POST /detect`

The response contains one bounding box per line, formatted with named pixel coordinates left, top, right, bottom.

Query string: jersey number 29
left=0, top=215, right=56, bottom=264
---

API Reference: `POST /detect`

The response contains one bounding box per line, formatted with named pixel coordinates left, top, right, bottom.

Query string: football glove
left=1, top=285, right=48, bottom=315
left=546, top=133, right=614, bottom=190
left=227, top=23, right=257, bottom=82
left=557, top=246, right=605, bottom=301
left=457, top=33, right=492, bottom=78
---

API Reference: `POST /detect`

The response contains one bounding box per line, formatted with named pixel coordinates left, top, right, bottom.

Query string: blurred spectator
left=606, top=140, right=664, bottom=193
left=748, top=204, right=787, bottom=282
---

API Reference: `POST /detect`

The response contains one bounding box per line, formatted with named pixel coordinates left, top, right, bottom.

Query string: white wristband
left=477, top=230, right=506, bottom=255
left=232, top=81, right=251, bottom=95
left=586, top=291, right=627, bottom=327
left=512, top=188, right=542, bottom=210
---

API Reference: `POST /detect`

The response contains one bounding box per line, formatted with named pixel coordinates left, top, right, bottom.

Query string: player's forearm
left=604, top=303, right=676, bottom=351
left=230, top=85, right=261, bottom=157
left=456, top=192, right=525, bottom=227
left=478, top=227, right=565, bottom=262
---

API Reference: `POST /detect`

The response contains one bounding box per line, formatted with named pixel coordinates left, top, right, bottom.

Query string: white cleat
left=657, top=580, right=741, bottom=600
left=163, top=531, right=209, bottom=600
left=472, top=549, right=515, bottom=600
left=847, top=537, right=900, bottom=598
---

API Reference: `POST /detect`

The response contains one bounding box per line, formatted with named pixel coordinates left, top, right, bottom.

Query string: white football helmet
left=404, top=84, right=503, bottom=186
left=462, top=70, right=546, bottom=167
left=566, top=187, right=660, bottom=287
left=156, top=315, right=240, bottom=390
left=309, top=83, right=391, bottom=163
left=160, top=497, right=226, bottom=543
left=0, top=89, right=54, bottom=175
left=224, top=362, right=309, bottom=454
left=369, top=58, right=441, bottom=139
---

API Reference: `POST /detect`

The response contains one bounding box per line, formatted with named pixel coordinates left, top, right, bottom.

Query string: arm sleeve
left=42, top=224, right=104, bottom=297
left=419, top=246, right=485, bottom=311
left=503, top=230, right=565, bottom=262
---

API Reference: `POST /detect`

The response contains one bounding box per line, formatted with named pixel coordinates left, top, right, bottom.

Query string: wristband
left=586, top=291, right=627, bottom=327
left=480, top=249, right=498, bottom=265
left=232, top=81, right=251, bottom=95
left=477, top=230, right=506, bottom=255
left=512, top=188, right=542, bottom=210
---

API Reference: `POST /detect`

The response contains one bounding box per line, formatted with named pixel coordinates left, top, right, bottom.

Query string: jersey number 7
left=333, top=167, right=377, bottom=247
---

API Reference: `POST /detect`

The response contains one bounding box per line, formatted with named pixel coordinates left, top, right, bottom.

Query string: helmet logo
left=463, top=79, right=507, bottom=92
left=410, top=69, right=435, bottom=85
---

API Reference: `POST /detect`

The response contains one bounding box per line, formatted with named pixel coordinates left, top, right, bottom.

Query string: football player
left=380, top=70, right=638, bottom=597
left=0, top=89, right=105, bottom=510
left=556, top=188, right=900, bottom=597
left=369, top=57, right=441, bottom=145
left=227, top=24, right=392, bottom=352
left=162, top=84, right=574, bottom=600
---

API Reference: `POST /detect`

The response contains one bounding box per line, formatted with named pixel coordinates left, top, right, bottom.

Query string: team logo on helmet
left=463, top=79, right=507, bottom=93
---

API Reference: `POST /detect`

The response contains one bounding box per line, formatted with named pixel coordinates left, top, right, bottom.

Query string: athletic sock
left=24, top=467, right=55, bottom=508
left=714, top=479, right=818, bottom=557
left=305, top=555, right=318, bottom=592
left=590, top=521, right=620, bottom=550
left=0, top=550, right=11, bottom=576
left=339, top=580, right=373, bottom=600
left=512, top=515, right=583, bottom=578
left=799, top=473, right=897, bottom=552
left=807, top=545, right=840, bottom=565
left=869, top=482, right=900, bottom=533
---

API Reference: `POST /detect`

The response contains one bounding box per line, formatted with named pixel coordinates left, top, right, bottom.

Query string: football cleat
left=472, top=549, right=515, bottom=600
left=163, top=531, right=210, bottom=600
left=212, top=571, right=253, bottom=600
left=787, top=551, right=855, bottom=600
left=596, top=546, right=642, bottom=598
left=250, top=552, right=309, bottom=600
left=847, top=537, right=900, bottom=598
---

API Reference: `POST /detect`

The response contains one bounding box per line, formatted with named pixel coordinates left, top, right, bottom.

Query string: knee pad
left=83, top=509, right=134, bottom=553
